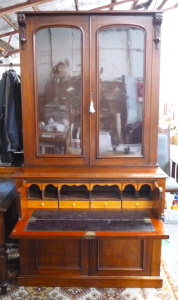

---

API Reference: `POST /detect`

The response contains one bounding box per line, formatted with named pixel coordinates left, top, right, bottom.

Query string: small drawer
left=59, top=200, right=90, bottom=209
left=122, top=200, right=159, bottom=209
left=91, top=201, right=121, bottom=209
left=28, top=200, right=58, bottom=209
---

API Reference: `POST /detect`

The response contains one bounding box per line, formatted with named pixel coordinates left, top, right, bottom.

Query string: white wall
left=160, top=8, right=178, bottom=121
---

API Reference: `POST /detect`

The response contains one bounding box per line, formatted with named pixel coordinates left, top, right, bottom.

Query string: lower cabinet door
left=19, top=237, right=155, bottom=278
left=19, top=238, right=90, bottom=276
left=90, top=238, right=152, bottom=276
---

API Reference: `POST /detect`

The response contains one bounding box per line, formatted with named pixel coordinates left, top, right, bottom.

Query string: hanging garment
left=0, top=70, right=23, bottom=163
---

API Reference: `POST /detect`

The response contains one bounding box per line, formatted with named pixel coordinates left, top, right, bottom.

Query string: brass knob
left=73, top=203, right=76, bottom=207
left=136, top=203, right=139, bottom=207
left=41, top=202, right=44, bottom=207
left=104, top=203, right=107, bottom=207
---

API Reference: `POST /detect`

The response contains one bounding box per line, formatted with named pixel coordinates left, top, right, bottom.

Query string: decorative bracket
left=153, top=13, right=163, bottom=50
left=18, top=14, right=27, bottom=51
left=158, top=186, right=163, bottom=200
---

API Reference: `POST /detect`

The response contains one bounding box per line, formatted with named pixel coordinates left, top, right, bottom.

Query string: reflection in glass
left=36, top=27, right=82, bottom=155
left=99, top=27, right=144, bottom=156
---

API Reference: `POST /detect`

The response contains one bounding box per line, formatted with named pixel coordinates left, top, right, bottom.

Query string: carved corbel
left=153, top=12, right=163, bottom=50
left=158, top=186, right=163, bottom=200
left=154, top=181, right=159, bottom=189
left=18, top=14, right=27, bottom=50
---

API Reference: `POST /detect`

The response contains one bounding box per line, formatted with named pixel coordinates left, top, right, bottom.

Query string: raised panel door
left=90, top=238, right=152, bottom=276
left=19, top=238, right=90, bottom=276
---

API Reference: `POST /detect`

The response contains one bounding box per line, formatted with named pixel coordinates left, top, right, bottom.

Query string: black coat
left=0, top=70, right=23, bottom=163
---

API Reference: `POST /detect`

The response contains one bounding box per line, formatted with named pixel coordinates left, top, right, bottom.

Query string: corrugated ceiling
left=0, top=0, right=178, bottom=57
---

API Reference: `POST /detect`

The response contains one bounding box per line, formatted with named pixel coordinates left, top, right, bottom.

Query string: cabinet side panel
left=151, top=239, right=162, bottom=276
left=19, top=239, right=36, bottom=275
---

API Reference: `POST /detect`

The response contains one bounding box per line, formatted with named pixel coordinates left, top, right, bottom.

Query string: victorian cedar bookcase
left=11, top=11, right=168, bottom=288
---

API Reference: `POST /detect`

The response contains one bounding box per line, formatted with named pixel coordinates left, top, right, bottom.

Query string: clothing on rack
left=0, top=69, right=23, bottom=163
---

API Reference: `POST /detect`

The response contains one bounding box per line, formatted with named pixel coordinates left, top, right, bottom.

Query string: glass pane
left=36, top=27, right=82, bottom=155
left=99, top=27, right=144, bottom=156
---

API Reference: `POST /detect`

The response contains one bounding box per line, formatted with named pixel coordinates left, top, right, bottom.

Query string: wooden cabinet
left=17, top=237, right=163, bottom=288
left=11, top=11, right=168, bottom=288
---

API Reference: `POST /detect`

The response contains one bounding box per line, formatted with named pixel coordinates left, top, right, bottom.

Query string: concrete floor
left=164, top=223, right=178, bottom=251
left=162, top=221, right=178, bottom=277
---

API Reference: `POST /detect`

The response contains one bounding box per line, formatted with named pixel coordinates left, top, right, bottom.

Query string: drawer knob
left=73, top=203, right=76, bottom=207
left=136, top=203, right=139, bottom=207
left=104, top=203, right=107, bottom=207
left=41, top=202, right=44, bottom=206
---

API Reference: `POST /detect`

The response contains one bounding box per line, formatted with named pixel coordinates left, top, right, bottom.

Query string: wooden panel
left=122, top=200, right=159, bottom=209
left=151, top=239, right=162, bottom=276
left=20, top=183, right=27, bottom=198
left=91, top=201, right=121, bottom=209
left=20, top=238, right=89, bottom=276
left=17, top=274, right=163, bottom=288
left=20, top=184, right=28, bottom=217
left=28, top=200, right=58, bottom=209
left=0, top=167, right=19, bottom=177
left=17, top=237, right=163, bottom=288
left=59, top=201, right=89, bottom=209
left=91, top=238, right=152, bottom=276
left=19, top=239, right=37, bottom=275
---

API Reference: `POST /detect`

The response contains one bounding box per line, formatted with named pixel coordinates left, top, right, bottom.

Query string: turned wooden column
left=0, top=181, right=16, bottom=295
left=0, top=236, right=8, bottom=294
